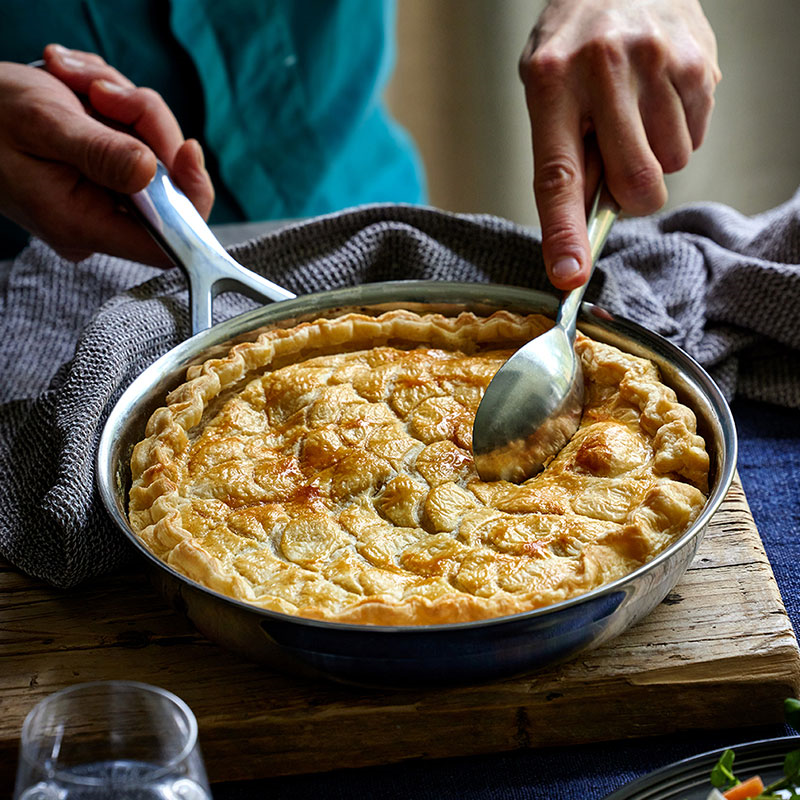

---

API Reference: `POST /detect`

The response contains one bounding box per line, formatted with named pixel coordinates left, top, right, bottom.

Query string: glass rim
left=19, top=680, right=199, bottom=786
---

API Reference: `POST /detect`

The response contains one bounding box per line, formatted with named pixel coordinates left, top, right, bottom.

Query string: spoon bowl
left=472, top=323, right=585, bottom=483
left=472, top=183, right=619, bottom=482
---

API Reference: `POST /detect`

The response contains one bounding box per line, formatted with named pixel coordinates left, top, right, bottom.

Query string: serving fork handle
left=130, top=161, right=296, bottom=335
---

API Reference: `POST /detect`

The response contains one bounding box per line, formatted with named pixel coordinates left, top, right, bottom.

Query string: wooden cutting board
left=1, top=475, right=798, bottom=786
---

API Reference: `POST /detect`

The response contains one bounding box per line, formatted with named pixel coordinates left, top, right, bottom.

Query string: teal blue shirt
left=1, top=0, right=426, bottom=253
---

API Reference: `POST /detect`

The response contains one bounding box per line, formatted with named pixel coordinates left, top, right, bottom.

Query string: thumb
left=36, top=108, right=157, bottom=193
left=171, top=139, right=215, bottom=221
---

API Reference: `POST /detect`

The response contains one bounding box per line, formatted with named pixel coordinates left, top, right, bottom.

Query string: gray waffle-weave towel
left=1, top=197, right=799, bottom=587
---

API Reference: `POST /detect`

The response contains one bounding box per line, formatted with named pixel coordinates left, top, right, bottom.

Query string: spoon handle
left=556, top=181, right=619, bottom=337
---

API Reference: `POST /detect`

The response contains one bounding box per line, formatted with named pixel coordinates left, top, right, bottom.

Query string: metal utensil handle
left=130, top=162, right=296, bottom=335
left=30, top=59, right=295, bottom=333
left=556, top=181, right=619, bottom=337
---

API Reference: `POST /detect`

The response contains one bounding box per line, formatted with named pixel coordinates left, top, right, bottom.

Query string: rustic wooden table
left=2, top=476, right=798, bottom=790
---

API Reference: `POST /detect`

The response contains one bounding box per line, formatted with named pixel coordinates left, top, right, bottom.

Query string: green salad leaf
left=710, top=748, right=737, bottom=789
left=785, top=748, right=800, bottom=777
left=786, top=698, right=800, bottom=731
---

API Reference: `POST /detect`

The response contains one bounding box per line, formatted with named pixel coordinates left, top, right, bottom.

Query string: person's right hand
left=519, top=0, right=721, bottom=290
left=0, top=44, right=214, bottom=265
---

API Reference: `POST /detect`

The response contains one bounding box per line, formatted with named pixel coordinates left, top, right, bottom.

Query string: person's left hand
left=0, top=44, right=214, bottom=265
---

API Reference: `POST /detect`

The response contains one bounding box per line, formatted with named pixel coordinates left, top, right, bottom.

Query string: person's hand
left=519, top=0, right=721, bottom=289
left=0, top=44, right=214, bottom=264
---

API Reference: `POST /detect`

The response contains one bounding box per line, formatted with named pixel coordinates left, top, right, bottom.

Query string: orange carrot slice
left=722, top=775, right=765, bottom=800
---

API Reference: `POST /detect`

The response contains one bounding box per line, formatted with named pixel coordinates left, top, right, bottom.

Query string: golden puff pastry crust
left=129, top=310, right=709, bottom=625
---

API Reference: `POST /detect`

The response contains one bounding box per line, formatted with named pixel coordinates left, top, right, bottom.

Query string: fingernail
left=120, top=146, right=152, bottom=187
left=189, top=139, right=205, bottom=170
left=119, top=145, right=140, bottom=176
left=551, top=257, right=581, bottom=282
left=63, top=54, right=87, bottom=69
left=51, top=46, right=85, bottom=68
left=95, top=79, right=133, bottom=95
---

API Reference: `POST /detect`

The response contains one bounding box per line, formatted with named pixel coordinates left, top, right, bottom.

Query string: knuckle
left=133, top=86, right=165, bottom=112
left=696, top=87, right=716, bottom=117
left=625, top=159, right=661, bottom=191
left=583, top=33, right=626, bottom=75
left=12, top=102, right=75, bottom=154
left=80, top=51, right=107, bottom=66
left=679, top=55, right=709, bottom=90
left=14, top=101, right=52, bottom=141
left=84, top=130, right=114, bottom=171
left=520, top=47, right=570, bottom=95
left=675, top=47, right=721, bottom=102
left=93, top=66, right=126, bottom=85
left=541, top=220, right=582, bottom=250
left=659, top=144, right=691, bottom=174
left=534, top=157, right=581, bottom=198
left=630, top=32, right=669, bottom=73
left=617, top=160, right=665, bottom=212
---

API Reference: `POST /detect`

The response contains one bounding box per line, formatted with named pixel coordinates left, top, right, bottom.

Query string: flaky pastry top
left=129, top=309, right=709, bottom=625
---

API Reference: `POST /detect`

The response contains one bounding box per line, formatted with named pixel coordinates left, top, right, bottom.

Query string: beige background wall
left=386, top=0, right=800, bottom=229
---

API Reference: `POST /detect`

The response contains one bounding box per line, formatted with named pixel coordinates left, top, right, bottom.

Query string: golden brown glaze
left=129, top=310, right=709, bottom=625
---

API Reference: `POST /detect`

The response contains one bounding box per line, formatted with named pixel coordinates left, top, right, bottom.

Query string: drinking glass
left=13, top=680, right=211, bottom=799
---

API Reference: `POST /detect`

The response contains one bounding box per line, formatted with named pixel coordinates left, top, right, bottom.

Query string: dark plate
left=604, top=736, right=800, bottom=799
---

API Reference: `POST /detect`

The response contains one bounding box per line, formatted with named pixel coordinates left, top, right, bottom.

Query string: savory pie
left=129, top=309, right=709, bottom=625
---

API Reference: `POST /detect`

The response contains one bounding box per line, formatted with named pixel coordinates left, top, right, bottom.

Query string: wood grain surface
left=1, top=476, right=798, bottom=787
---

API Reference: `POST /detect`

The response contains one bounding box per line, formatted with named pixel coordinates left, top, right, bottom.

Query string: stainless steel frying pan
left=95, top=167, right=737, bottom=687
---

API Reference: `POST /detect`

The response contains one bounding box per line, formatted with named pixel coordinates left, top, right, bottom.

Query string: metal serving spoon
left=472, top=182, right=619, bottom=483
